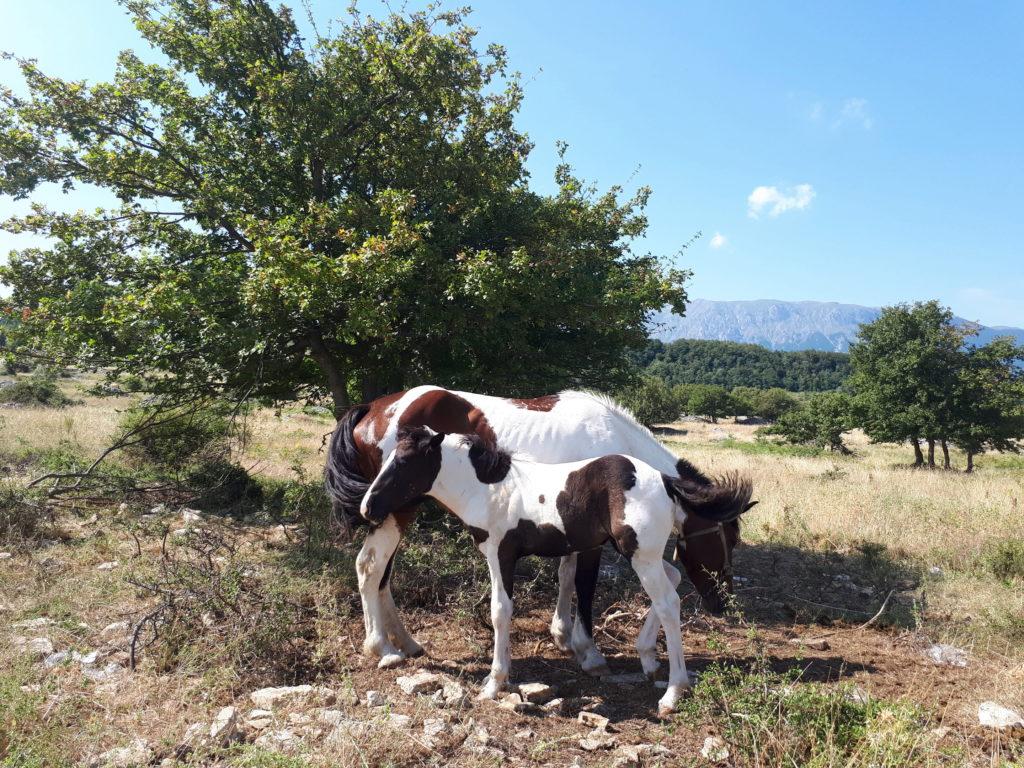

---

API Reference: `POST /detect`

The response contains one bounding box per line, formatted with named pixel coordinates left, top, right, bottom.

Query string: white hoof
left=550, top=623, right=573, bottom=653
left=477, top=677, right=503, bottom=700
left=378, top=652, right=406, bottom=669
left=639, top=651, right=659, bottom=678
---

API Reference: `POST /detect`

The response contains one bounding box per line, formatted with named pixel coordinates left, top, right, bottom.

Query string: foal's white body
left=363, top=435, right=693, bottom=716
left=356, top=386, right=682, bottom=671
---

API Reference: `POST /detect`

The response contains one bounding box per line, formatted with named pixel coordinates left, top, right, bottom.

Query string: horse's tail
left=662, top=471, right=755, bottom=522
left=324, top=404, right=372, bottom=538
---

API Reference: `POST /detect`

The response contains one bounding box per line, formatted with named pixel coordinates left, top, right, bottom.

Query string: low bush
left=980, top=538, right=1024, bottom=582
left=118, top=401, right=238, bottom=470
left=0, top=481, right=45, bottom=546
left=0, top=373, right=73, bottom=408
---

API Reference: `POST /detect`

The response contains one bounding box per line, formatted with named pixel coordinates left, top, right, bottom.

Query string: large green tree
left=0, top=1, right=687, bottom=413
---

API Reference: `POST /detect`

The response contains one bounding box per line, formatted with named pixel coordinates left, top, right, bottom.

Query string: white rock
left=543, top=697, right=565, bottom=712
left=928, top=566, right=944, bottom=578
left=247, top=708, right=273, bottom=720
left=365, top=690, right=386, bottom=708
left=396, top=671, right=443, bottom=696
left=325, top=720, right=371, bottom=744
left=97, top=738, right=153, bottom=767
left=12, top=617, right=56, bottom=630
left=100, top=621, right=130, bottom=642
left=518, top=682, right=556, bottom=703
left=423, top=718, right=449, bottom=738
left=925, top=643, right=968, bottom=667
left=387, top=713, right=413, bottom=729
left=931, top=725, right=953, bottom=739
left=13, top=636, right=54, bottom=658
left=254, top=728, right=299, bottom=752
left=0, top=552, right=11, bottom=559
left=701, top=735, right=730, bottom=762
left=249, top=684, right=335, bottom=710
left=180, top=508, right=203, bottom=523
left=846, top=686, right=870, bottom=705
left=209, top=706, right=239, bottom=745
left=96, top=561, right=120, bottom=571
left=978, top=701, right=1024, bottom=730
left=73, top=650, right=100, bottom=666
left=578, top=711, right=610, bottom=730
left=790, top=637, right=830, bottom=651
left=43, top=651, right=71, bottom=668
left=580, top=734, right=617, bottom=751
left=83, top=662, right=124, bottom=682
left=181, top=722, right=206, bottom=746
left=317, top=709, right=347, bottom=726
left=514, top=728, right=535, bottom=739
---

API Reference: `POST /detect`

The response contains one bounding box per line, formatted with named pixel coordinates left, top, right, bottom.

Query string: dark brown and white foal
left=360, top=427, right=753, bottom=716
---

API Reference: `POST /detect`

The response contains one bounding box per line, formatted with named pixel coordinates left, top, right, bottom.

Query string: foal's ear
left=743, top=500, right=759, bottom=513
left=428, top=431, right=446, bottom=448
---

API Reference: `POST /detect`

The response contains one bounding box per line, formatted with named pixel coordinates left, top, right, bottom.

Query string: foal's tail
left=662, top=471, right=755, bottom=522
left=324, top=404, right=372, bottom=539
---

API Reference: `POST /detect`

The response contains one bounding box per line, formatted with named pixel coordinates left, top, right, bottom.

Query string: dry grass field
left=2, top=374, right=1023, bottom=767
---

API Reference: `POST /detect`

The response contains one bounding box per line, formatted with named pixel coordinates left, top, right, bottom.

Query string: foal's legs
left=636, top=560, right=683, bottom=677
left=549, top=554, right=576, bottom=652
left=378, top=508, right=424, bottom=658
left=569, top=547, right=611, bottom=676
left=479, top=543, right=515, bottom=700
left=632, top=556, right=690, bottom=717
left=356, top=517, right=407, bottom=668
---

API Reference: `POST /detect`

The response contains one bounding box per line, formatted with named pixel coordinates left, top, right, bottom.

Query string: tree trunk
left=941, top=439, right=950, bottom=470
left=966, top=451, right=974, bottom=473
left=912, top=437, right=925, bottom=466
left=308, top=331, right=350, bottom=418
left=927, top=438, right=935, bottom=468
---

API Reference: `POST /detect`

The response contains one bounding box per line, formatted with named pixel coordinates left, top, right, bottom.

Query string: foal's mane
left=460, top=433, right=513, bottom=484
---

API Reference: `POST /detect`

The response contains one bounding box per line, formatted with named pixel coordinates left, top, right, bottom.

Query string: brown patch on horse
left=354, top=390, right=405, bottom=475
left=538, top=494, right=545, bottom=504
left=510, top=394, right=560, bottom=412
left=555, top=455, right=639, bottom=560
left=496, top=519, right=573, bottom=597
left=398, top=389, right=498, bottom=447
left=463, top=434, right=511, bottom=483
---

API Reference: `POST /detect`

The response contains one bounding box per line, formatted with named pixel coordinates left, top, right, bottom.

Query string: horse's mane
left=460, top=433, right=512, bottom=484
left=559, top=389, right=660, bottom=442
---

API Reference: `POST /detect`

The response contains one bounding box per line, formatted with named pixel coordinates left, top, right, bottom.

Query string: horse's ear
left=743, top=500, right=759, bottom=513
left=429, top=431, right=446, bottom=448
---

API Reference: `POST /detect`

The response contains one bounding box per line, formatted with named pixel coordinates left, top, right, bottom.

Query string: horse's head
left=665, top=466, right=757, bottom=615
left=360, top=427, right=446, bottom=525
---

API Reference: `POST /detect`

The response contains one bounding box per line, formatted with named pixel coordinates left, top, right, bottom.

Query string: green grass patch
left=975, top=453, right=1024, bottom=471
left=980, top=538, right=1024, bottom=582
left=678, top=661, right=958, bottom=767
left=716, top=437, right=825, bottom=458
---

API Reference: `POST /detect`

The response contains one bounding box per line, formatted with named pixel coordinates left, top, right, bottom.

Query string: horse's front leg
left=356, top=517, right=407, bottom=669
left=636, top=559, right=683, bottom=677
left=549, top=554, right=576, bottom=652
left=569, top=547, right=611, bottom=676
left=380, top=507, right=424, bottom=658
left=478, top=543, right=514, bottom=700
left=632, top=555, right=690, bottom=717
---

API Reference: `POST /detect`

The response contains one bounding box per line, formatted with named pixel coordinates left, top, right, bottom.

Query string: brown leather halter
left=677, top=522, right=733, bottom=579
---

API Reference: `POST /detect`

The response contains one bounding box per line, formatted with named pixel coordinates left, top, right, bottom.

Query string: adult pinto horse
left=325, top=385, right=749, bottom=671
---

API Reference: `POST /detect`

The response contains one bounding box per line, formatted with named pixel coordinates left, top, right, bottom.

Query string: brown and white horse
left=359, top=427, right=753, bottom=715
left=325, top=385, right=746, bottom=670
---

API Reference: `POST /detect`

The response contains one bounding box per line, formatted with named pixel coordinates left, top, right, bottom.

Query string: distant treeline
left=634, top=338, right=850, bottom=391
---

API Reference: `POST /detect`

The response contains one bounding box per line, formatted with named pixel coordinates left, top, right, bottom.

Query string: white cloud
left=747, top=184, right=815, bottom=218
left=710, top=232, right=727, bottom=249
left=834, top=97, right=873, bottom=130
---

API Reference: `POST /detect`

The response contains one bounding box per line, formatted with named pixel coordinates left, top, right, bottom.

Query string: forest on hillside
left=635, top=338, right=851, bottom=391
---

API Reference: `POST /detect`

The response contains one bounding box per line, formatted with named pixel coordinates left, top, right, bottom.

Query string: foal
left=360, top=427, right=752, bottom=716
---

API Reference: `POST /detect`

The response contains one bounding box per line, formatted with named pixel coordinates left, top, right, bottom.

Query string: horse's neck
left=431, top=448, right=494, bottom=520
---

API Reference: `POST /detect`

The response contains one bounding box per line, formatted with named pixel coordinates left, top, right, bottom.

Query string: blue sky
left=2, top=1, right=1022, bottom=325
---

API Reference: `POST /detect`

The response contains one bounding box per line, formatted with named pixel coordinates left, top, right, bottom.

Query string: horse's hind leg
left=570, top=547, right=610, bottom=676
left=356, top=517, right=407, bottom=669
left=636, top=560, right=682, bottom=677
left=549, top=554, right=576, bottom=652
left=632, top=556, right=691, bottom=717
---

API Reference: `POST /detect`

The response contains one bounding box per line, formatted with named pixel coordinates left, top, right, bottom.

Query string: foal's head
left=360, top=427, right=446, bottom=525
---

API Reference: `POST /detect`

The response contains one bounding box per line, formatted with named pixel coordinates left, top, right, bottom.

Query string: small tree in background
left=761, top=391, right=854, bottom=454
left=616, top=376, right=680, bottom=427
left=685, top=384, right=733, bottom=423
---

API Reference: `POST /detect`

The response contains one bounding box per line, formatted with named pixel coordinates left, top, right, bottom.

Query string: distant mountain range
left=648, top=299, right=1024, bottom=352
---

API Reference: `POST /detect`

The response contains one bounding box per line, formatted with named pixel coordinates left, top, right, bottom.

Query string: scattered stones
left=100, top=621, right=130, bottom=642
left=430, top=680, right=470, bottom=709
left=0, top=552, right=11, bottom=560
left=931, top=725, right=953, bottom=739
left=181, top=722, right=206, bottom=747
left=249, top=684, right=335, bottom=710
left=498, top=692, right=541, bottom=713
left=423, top=717, right=450, bottom=739
left=180, top=508, right=203, bottom=523
left=978, top=701, right=1024, bottom=730
left=326, top=720, right=371, bottom=744
left=148, top=504, right=168, bottom=516
left=245, top=709, right=275, bottom=732
left=579, top=733, right=617, bottom=751
left=209, top=706, right=239, bottom=746
left=612, top=743, right=671, bottom=768
left=514, top=728, right=535, bottom=740
left=396, top=671, right=443, bottom=696
left=254, top=728, right=299, bottom=753
left=317, top=709, right=347, bottom=727
left=13, top=636, right=54, bottom=658
left=846, top=687, right=871, bottom=705
left=96, top=561, right=120, bottom=571
left=578, top=711, right=610, bottom=730
left=96, top=738, right=153, bottom=768
left=518, top=682, right=556, bottom=703
left=543, top=697, right=565, bottom=713
left=83, top=662, right=124, bottom=682
left=925, top=643, right=968, bottom=668
left=12, top=617, right=56, bottom=630
left=365, top=690, right=386, bottom=708
left=701, top=735, right=730, bottom=762
left=44, top=650, right=71, bottom=668
left=601, top=672, right=648, bottom=685
left=789, top=637, right=830, bottom=651
left=928, top=565, right=944, bottom=578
